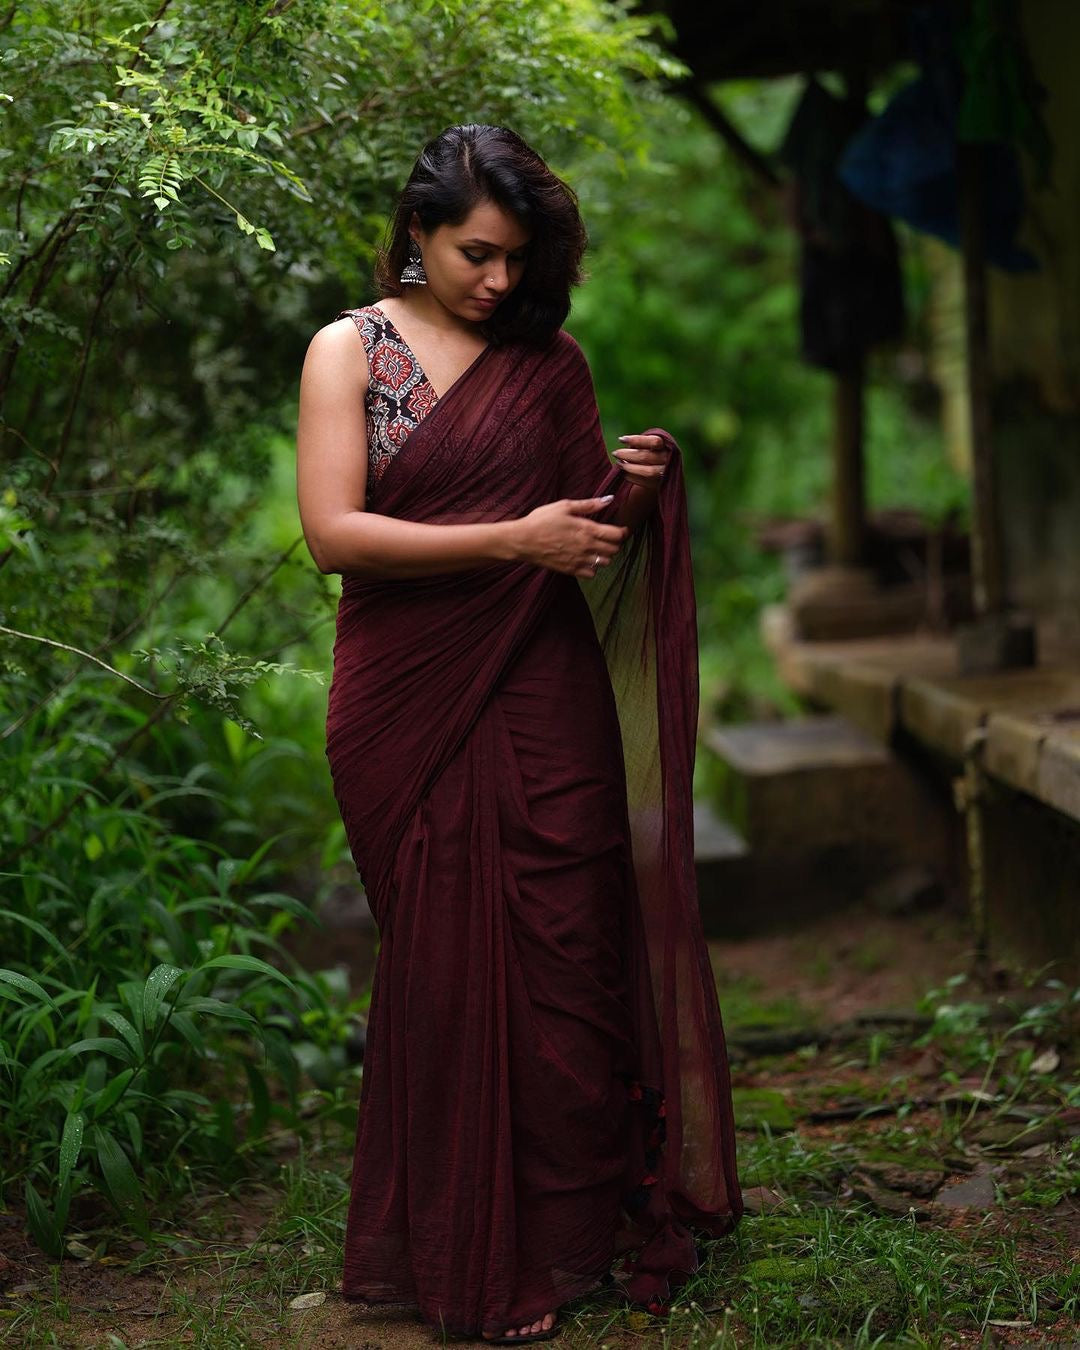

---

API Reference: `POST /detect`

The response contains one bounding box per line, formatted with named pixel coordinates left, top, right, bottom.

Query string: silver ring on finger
left=593, top=554, right=601, bottom=570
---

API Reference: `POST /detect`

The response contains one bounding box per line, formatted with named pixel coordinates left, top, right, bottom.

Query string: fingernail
left=599, top=494, right=614, bottom=502
left=617, top=435, right=631, bottom=442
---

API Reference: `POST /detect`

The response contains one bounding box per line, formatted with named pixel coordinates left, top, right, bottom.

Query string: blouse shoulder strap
left=335, top=306, right=383, bottom=358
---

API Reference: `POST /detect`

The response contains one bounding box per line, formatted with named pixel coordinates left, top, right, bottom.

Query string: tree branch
left=683, top=82, right=782, bottom=190
left=0, top=625, right=169, bottom=718
left=0, top=568, right=187, bottom=741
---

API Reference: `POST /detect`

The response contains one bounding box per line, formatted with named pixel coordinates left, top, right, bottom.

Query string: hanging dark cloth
left=778, top=77, right=906, bottom=372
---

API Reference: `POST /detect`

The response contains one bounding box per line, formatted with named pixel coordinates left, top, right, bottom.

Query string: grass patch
left=715, top=972, right=818, bottom=1034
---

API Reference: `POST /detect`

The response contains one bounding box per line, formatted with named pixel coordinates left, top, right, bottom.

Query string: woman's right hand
left=513, top=497, right=630, bottom=578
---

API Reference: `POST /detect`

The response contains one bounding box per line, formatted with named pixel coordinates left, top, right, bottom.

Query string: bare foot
left=482, top=1309, right=557, bottom=1340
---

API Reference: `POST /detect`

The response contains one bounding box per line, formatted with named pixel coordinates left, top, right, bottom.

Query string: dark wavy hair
left=374, top=124, right=587, bottom=347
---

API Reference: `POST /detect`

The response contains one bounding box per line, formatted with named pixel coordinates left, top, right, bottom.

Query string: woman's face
left=411, top=199, right=531, bottom=323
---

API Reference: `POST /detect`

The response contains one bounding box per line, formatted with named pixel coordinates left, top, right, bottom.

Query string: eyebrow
left=462, top=237, right=530, bottom=250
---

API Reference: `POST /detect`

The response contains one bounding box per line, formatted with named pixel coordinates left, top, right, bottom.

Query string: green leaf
left=198, top=954, right=300, bottom=997
left=89, top=1067, right=135, bottom=1119
left=147, top=898, right=196, bottom=964
left=243, top=1059, right=270, bottom=1138
left=58, top=1112, right=85, bottom=1191
left=0, top=969, right=56, bottom=1009
left=92, top=1126, right=147, bottom=1233
left=123, top=1109, right=143, bottom=1163
left=213, top=1095, right=236, bottom=1152
left=117, top=980, right=144, bottom=1035
left=99, top=1009, right=142, bottom=1059
left=65, top=1037, right=134, bottom=1064
left=168, top=1011, right=207, bottom=1053
left=162, top=1088, right=212, bottom=1110
left=0, top=910, right=73, bottom=966
left=83, top=833, right=103, bottom=860
left=153, top=195, right=170, bottom=211
left=24, top=1180, right=62, bottom=1257
left=248, top=891, right=316, bottom=921
left=142, top=963, right=183, bottom=1030
left=261, top=1026, right=299, bottom=1105
left=179, top=995, right=257, bottom=1026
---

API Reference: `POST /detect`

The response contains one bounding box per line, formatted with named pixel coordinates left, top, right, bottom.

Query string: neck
left=399, top=286, right=485, bottom=337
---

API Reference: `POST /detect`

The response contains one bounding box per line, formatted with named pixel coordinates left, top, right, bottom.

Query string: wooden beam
left=957, top=141, right=1006, bottom=616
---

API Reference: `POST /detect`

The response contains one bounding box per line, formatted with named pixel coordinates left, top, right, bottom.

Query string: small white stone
left=288, top=1291, right=326, bottom=1311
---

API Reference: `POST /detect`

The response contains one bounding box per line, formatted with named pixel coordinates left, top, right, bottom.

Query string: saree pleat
left=326, top=329, right=741, bottom=1337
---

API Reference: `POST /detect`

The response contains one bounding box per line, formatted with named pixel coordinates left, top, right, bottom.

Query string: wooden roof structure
left=654, top=0, right=916, bottom=81
left=645, top=0, right=1026, bottom=666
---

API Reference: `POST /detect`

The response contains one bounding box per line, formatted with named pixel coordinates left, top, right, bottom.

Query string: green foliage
left=0, top=0, right=679, bottom=1260
left=1, top=791, right=371, bottom=1257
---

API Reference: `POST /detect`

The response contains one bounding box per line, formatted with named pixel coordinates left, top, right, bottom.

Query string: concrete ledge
left=899, top=677, right=985, bottom=761
left=1036, top=727, right=1080, bottom=822
left=985, top=713, right=1047, bottom=797
left=761, top=605, right=1080, bottom=826
left=807, top=659, right=901, bottom=742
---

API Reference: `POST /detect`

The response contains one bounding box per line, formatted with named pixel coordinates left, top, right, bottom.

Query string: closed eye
left=463, top=250, right=528, bottom=265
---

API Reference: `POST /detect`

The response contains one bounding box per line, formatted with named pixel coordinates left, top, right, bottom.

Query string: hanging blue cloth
left=836, top=3, right=1038, bottom=273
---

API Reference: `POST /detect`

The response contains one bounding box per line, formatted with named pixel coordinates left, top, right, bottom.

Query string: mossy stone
left=746, top=1255, right=817, bottom=1282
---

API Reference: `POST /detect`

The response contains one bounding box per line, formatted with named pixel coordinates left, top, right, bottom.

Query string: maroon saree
left=325, top=327, right=742, bottom=1337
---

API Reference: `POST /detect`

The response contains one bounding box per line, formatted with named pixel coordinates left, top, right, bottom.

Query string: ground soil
left=2, top=901, right=1076, bottom=1348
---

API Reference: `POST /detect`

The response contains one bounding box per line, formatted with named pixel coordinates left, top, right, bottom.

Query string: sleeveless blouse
left=336, top=305, right=439, bottom=488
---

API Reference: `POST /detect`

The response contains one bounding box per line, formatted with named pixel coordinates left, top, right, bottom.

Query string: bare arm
left=295, top=320, right=629, bottom=580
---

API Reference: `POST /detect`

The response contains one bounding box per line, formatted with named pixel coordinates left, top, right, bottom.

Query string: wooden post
left=957, top=141, right=1005, bottom=616
left=826, top=65, right=870, bottom=571
left=954, top=140, right=1036, bottom=671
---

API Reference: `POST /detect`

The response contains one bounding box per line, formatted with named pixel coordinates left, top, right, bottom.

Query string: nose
left=485, top=260, right=509, bottom=293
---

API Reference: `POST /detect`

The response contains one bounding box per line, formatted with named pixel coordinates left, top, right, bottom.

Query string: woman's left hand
left=612, top=433, right=670, bottom=489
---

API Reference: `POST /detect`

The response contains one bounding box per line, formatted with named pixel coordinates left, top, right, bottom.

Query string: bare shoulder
left=304, top=316, right=368, bottom=381
left=368, top=295, right=402, bottom=320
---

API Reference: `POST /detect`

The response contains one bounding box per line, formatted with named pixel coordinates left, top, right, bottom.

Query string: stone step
left=704, top=714, right=923, bottom=857
left=693, top=800, right=749, bottom=862
left=693, top=715, right=963, bottom=935
left=693, top=800, right=756, bottom=938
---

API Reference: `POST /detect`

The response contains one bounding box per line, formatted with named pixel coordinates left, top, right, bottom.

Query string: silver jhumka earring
left=400, top=239, right=428, bottom=285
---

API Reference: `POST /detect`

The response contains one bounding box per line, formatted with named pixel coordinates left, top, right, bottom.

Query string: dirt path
left=3, top=901, right=1077, bottom=1347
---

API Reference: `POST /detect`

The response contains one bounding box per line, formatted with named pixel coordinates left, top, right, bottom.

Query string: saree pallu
left=325, top=329, right=742, bottom=1337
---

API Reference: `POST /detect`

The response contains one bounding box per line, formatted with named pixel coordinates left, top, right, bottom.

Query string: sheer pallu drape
left=325, top=329, right=741, bottom=1337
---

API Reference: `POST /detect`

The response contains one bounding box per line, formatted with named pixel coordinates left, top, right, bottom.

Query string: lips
left=471, top=297, right=498, bottom=307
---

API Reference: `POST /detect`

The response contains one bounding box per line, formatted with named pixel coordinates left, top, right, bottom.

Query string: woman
left=296, top=124, right=741, bottom=1345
